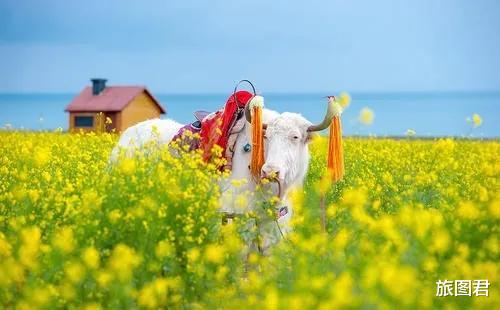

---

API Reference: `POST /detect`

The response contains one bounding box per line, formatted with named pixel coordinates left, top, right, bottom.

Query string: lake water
left=0, top=92, right=498, bottom=138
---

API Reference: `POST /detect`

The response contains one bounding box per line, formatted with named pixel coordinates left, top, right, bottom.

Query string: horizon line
left=1, top=89, right=500, bottom=96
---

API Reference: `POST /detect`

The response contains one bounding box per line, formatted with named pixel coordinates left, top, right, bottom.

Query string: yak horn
left=307, top=96, right=343, bottom=132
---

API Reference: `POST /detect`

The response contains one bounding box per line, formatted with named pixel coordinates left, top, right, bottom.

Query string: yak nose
left=261, top=164, right=280, bottom=179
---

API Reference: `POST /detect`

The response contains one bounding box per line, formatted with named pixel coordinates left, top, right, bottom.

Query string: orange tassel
left=327, top=121, right=337, bottom=180
left=334, top=116, right=344, bottom=180
left=327, top=115, right=344, bottom=182
left=250, top=105, right=264, bottom=179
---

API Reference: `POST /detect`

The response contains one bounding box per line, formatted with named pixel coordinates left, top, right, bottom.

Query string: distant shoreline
left=1, top=130, right=498, bottom=141
left=1, top=90, right=500, bottom=97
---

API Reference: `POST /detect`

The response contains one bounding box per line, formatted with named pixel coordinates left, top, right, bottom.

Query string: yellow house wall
left=119, top=92, right=162, bottom=131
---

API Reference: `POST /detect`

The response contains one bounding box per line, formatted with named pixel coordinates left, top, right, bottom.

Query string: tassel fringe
left=250, top=104, right=265, bottom=180
left=327, top=115, right=344, bottom=182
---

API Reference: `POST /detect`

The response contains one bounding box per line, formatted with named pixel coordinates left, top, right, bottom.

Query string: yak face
left=261, top=112, right=313, bottom=194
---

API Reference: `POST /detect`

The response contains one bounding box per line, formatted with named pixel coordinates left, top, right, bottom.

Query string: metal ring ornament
left=233, top=79, right=257, bottom=106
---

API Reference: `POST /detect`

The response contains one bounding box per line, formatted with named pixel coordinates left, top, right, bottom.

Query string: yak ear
left=302, top=120, right=316, bottom=143
left=305, top=132, right=318, bottom=143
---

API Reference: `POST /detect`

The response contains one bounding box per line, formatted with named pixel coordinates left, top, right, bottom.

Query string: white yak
left=110, top=97, right=340, bottom=252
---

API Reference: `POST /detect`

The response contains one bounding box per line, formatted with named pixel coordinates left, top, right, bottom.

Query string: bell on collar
left=243, top=143, right=251, bottom=152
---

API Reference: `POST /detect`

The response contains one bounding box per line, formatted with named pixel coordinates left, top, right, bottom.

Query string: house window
left=74, top=116, right=94, bottom=127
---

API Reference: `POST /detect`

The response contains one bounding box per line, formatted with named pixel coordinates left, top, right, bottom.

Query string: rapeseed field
left=0, top=131, right=498, bottom=309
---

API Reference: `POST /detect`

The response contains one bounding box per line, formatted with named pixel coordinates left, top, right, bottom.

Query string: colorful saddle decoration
left=172, top=80, right=257, bottom=170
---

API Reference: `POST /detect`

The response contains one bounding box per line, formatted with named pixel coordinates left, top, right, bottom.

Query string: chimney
left=91, top=78, right=107, bottom=95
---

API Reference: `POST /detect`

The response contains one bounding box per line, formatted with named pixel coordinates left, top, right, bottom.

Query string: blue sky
left=1, top=0, right=499, bottom=93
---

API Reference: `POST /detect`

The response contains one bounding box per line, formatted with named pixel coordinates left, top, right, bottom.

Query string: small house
left=65, top=79, right=166, bottom=132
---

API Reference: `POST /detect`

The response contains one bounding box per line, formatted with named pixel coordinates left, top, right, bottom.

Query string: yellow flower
left=380, top=265, right=416, bottom=302
left=59, top=283, right=76, bottom=301
left=83, top=303, right=102, bottom=310
left=138, top=284, right=157, bottom=308
left=0, top=233, right=12, bottom=257
left=489, top=200, right=500, bottom=218
left=119, top=158, right=136, bottom=175
left=457, top=201, right=479, bottom=220
left=430, top=229, right=450, bottom=253
left=338, top=92, right=351, bottom=108
left=34, top=147, right=51, bottom=167
left=204, top=244, right=224, bottom=264
left=31, top=286, right=53, bottom=306
left=108, top=209, right=122, bottom=223
left=19, top=226, right=41, bottom=268
left=230, top=178, right=247, bottom=187
left=233, top=194, right=248, bottom=210
left=358, top=107, right=374, bottom=125
left=65, top=261, right=85, bottom=283
left=53, top=227, right=76, bottom=254
left=341, top=188, right=367, bottom=207
left=422, top=257, right=437, bottom=273
left=81, top=190, right=103, bottom=213
left=264, top=287, right=278, bottom=310
left=478, top=186, right=489, bottom=202
left=137, top=277, right=173, bottom=308
left=330, top=272, right=354, bottom=307
left=155, top=240, right=173, bottom=258
left=187, top=248, right=200, bottom=263
left=108, top=244, right=142, bottom=282
left=82, top=247, right=100, bottom=269
left=333, top=228, right=350, bottom=250
left=96, top=271, right=112, bottom=287
left=472, top=113, right=482, bottom=127
left=317, top=174, right=333, bottom=195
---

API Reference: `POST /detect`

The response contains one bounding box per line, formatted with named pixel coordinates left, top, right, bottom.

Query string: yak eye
left=293, top=135, right=299, bottom=140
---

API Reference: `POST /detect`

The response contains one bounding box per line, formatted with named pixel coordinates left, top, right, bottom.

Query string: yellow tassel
left=327, top=115, right=344, bottom=182
left=250, top=105, right=264, bottom=179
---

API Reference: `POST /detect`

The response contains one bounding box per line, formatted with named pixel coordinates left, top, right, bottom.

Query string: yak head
left=261, top=113, right=312, bottom=192
left=245, top=99, right=337, bottom=197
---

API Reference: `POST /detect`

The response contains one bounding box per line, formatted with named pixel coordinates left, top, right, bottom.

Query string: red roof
left=65, top=86, right=166, bottom=114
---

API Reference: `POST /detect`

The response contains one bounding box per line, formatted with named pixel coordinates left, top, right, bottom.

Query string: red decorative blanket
left=199, top=91, right=253, bottom=165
